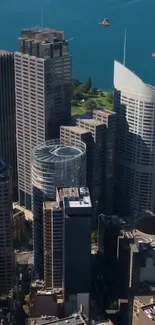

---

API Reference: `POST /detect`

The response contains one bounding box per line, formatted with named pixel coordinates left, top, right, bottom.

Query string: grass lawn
left=71, top=92, right=113, bottom=116
left=71, top=105, right=85, bottom=115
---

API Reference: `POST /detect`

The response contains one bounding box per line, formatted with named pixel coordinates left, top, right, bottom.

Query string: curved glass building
left=0, top=159, right=13, bottom=292
left=114, top=60, right=155, bottom=221
left=32, top=139, right=86, bottom=277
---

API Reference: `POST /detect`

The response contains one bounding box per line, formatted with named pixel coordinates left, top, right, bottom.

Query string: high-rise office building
left=43, top=201, right=64, bottom=289
left=61, top=119, right=105, bottom=219
left=0, top=159, right=13, bottom=293
left=15, top=28, right=71, bottom=210
left=60, top=109, right=116, bottom=218
left=114, top=60, right=155, bottom=220
left=60, top=126, right=94, bottom=197
left=32, top=139, right=86, bottom=278
left=43, top=187, right=92, bottom=318
left=0, top=50, right=17, bottom=198
left=92, top=109, right=116, bottom=214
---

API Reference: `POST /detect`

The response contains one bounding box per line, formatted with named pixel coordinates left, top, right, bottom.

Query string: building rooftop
left=142, top=303, right=155, bottom=322
left=122, top=228, right=155, bottom=245
left=20, top=28, right=65, bottom=43
left=16, top=252, right=33, bottom=265
left=62, top=126, right=90, bottom=135
left=95, top=321, right=114, bottom=325
left=33, top=139, right=86, bottom=164
left=93, top=109, right=116, bottom=116
left=0, top=50, right=10, bottom=55
left=29, top=314, right=87, bottom=325
left=13, top=203, right=33, bottom=220
left=43, top=201, right=60, bottom=210
left=58, top=187, right=91, bottom=209
left=77, top=118, right=104, bottom=126
left=31, top=280, right=62, bottom=294
left=100, top=214, right=130, bottom=227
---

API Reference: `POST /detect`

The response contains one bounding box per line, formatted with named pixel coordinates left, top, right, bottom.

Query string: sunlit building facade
left=114, top=60, right=155, bottom=220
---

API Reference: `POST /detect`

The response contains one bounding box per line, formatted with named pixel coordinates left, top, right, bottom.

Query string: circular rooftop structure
left=32, top=139, right=86, bottom=164
left=134, top=215, right=155, bottom=236
left=53, top=146, right=82, bottom=157
left=32, top=139, right=86, bottom=196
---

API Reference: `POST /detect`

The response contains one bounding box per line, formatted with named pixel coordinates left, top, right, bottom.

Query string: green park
left=71, top=77, right=113, bottom=115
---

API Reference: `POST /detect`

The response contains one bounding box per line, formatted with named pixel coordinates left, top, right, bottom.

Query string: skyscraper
left=60, top=109, right=116, bottom=218
left=43, top=187, right=92, bottom=317
left=15, top=28, right=71, bottom=210
left=0, top=159, right=13, bottom=293
left=0, top=50, right=17, bottom=199
left=114, top=60, right=155, bottom=220
left=32, top=139, right=86, bottom=278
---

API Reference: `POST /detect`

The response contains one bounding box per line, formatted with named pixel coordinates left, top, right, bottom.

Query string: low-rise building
left=29, top=284, right=64, bottom=319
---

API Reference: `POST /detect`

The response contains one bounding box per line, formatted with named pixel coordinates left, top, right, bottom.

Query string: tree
left=106, top=92, right=113, bottom=104
left=84, top=98, right=97, bottom=112
left=71, top=78, right=80, bottom=88
left=77, top=83, right=87, bottom=94
left=74, top=89, right=83, bottom=100
left=83, top=76, right=92, bottom=93
left=91, top=87, right=98, bottom=95
left=72, top=100, right=78, bottom=106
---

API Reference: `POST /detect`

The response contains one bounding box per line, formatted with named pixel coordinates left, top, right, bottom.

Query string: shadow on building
left=114, top=90, right=152, bottom=224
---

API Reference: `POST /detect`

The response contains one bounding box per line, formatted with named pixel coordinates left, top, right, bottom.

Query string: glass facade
left=32, top=139, right=86, bottom=278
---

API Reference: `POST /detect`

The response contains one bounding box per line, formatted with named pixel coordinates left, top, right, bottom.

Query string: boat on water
left=152, top=52, right=155, bottom=58
left=98, top=18, right=111, bottom=27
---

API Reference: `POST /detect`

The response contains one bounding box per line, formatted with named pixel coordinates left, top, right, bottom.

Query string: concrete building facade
left=0, top=159, right=13, bottom=293
left=15, top=28, right=71, bottom=210
left=43, top=201, right=64, bottom=289
left=60, top=119, right=105, bottom=219
left=60, top=109, right=116, bottom=218
left=0, top=50, right=17, bottom=198
left=114, top=60, right=155, bottom=220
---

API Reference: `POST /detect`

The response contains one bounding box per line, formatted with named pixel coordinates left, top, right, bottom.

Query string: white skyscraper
left=114, top=60, right=155, bottom=220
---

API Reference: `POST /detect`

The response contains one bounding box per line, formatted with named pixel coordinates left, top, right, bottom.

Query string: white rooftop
left=68, top=195, right=91, bottom=208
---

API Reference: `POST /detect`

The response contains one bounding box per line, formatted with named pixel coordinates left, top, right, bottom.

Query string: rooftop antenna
left=123, top=27, right=127, bottom=66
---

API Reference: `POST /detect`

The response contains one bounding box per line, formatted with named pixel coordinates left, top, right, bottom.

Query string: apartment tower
left=0, top=50, right=17, bottom=199
left=15, top=28, right=71, bottom=209
left=0, top=159, right=13, bottom=293
left=114, top=60, right=155, bottom=221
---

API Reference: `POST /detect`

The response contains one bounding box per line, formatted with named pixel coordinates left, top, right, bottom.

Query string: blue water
left=0, top=0, right=154, bottom=90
